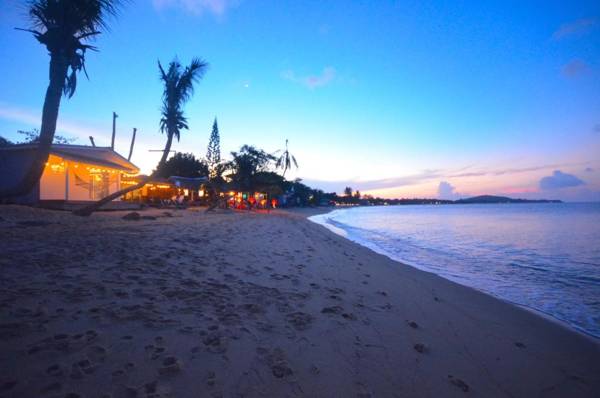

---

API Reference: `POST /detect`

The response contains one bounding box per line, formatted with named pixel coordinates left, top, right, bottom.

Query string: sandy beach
left=0, top=205, right=599, bottom=398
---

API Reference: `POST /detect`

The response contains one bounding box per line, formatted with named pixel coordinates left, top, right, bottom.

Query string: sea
left=309, top=203, right=600, bottom=338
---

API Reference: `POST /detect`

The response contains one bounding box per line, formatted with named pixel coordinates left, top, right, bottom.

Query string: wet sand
left=0, top=205, right=599, bottom=397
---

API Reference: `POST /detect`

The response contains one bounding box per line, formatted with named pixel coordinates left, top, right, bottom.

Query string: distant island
left=453, top=195, right=563, bottom=204
left=331, top=194, right=563, bottom=206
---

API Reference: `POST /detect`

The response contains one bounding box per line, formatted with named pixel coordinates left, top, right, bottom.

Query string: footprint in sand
left=70, top=358, right=96, bottom=379
left=414, top=343, right=427, bottom=353
left=258, top=347, right=293, bottom=378
left=158, top=356, right=183, bottom=375
left=206, top=370, right=217, bottom=387
left=321, top=306, right=344, bottom=314
left=203, top=332, right=228, bottom=354
left=448, top=375, right=470, bottom=392
left=86, top=345, right=107, bottom=362
left=46, top=364, right=63, bottom=377
left=342, top=313, right=357, bottom=320
left=285, top=312, right=314, bottom=331
left=145, top=344, right=166, bottom=360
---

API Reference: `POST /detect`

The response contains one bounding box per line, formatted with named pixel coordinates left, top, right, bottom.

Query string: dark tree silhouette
left=154, top=152, right=208, bottom=179
left=17, top=129, right=76, bottom=144
left=0, top=137, right=13, bottom=147
left=0, top=0, right=123, bottom=199
left=157, top=57, right=208, bottom=169
left=344, top=186, right=353, bottom=197
left=206, top=117, right=221, bottom=180
left=227, top=145, right=276, bottom=191
left=275, top=139, right=298, bottom=178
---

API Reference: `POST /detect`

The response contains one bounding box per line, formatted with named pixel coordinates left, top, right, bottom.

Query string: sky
left=0, top=0, right=599, bottom=201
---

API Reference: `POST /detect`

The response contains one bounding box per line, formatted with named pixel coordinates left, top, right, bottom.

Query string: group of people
left=226, top=195, right=278, bottom=211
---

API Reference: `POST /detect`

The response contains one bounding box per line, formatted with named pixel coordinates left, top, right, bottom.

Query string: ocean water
left=309, top=203, right=600, bottom=338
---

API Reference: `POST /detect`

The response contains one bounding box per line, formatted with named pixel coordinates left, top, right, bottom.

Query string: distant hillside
left=454, top=195, right=562, bottom=204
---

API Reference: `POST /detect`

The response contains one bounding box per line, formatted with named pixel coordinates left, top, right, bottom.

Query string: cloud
left=552, top=18, right=598, bottom=40
left=282, top=67, right=336, bottom=89
left=561, top=59, right=590, bottom=78
left=0, top=103, right=110, bottom=142
left=584, top=167, right=594, bottom=173
left=593, top=124, right=600, bottom=134
left=448, top=163, right=572, bottom=178
left=302, top=162, right=593, bottom=196
left=152, top=0, right=236, bottom=16
left=437, top=181, right=462, bottom=200
left=539, top=170, right=585, bottom=190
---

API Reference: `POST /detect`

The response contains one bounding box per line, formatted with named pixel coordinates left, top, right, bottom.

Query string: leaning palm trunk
left=73, top=176, right=150, bottom=216
left=0, top=56, right=67, bottom=198
left=74, top=130, right=175, bottom=216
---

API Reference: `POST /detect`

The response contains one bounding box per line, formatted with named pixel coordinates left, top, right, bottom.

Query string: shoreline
left=306, top=205, right=600, bottom=341
left=1, top=204, right=599, bottom=397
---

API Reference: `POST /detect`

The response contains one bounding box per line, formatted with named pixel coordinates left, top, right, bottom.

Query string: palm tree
left=0, top=0, right=123, bottom=199
left=73, top=57, right=208, bottom=216
left=275, top=139, right=298, bottom=178
left=157, top=57, right=208, bottom=169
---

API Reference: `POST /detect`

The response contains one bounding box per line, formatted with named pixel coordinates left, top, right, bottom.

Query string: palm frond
left=23, top=0, right=127, bottom=98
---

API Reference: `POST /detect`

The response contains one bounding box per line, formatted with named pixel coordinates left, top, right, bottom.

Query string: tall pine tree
left=206, top=117, right=221, bottom=179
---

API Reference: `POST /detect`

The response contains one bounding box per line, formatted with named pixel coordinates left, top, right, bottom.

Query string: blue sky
left=1, top=0, right=599, bottom=200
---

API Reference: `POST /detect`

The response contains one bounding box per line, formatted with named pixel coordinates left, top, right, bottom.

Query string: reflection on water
left=310, top=203, right=600, bottom=337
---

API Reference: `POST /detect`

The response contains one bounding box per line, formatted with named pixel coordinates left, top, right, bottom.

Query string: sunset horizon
left=1, top=0, right=598, bottom=201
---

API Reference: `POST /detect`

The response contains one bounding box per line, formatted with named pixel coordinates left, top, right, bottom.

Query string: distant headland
left=454, top=195, right=563, bottom=204
left=331, top=194, right=563, bottom=206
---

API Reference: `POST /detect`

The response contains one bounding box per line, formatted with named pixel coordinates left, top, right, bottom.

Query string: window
left=90, top=172, right=109, bottom=200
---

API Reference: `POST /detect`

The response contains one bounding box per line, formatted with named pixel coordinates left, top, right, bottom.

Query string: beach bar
left=121, top=175, right=209, bottom=205
left=0, top=144, right=140, bottom=210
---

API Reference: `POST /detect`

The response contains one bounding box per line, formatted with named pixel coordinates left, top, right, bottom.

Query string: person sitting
left=176, top=194, right=186, bottom=209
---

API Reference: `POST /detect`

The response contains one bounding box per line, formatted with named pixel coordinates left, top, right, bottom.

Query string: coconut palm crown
left=0, top=0, right=123, bottom=199
left=157, top=57, right=208, bottom=168
left=275, top=139, right=299, bottom=178
left=24, top=0, right=122, bottom=97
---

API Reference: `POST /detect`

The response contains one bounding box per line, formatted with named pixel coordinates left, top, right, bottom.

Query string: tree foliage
left=154, top=152, right=208, bottom=179
left=17, top=129, right=76, bottom=144
left=24, top=0, right=124, bottom=98
left=227, top=145, right=276, bottom=191
left=275, top=139, right=298, bottom=177
left=206, top=117, right=221, bottom=180
left=0, top=136, right=13, bottom=147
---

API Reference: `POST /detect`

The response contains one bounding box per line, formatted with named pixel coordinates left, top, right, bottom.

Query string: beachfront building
left=121, top=175, right=209, bottom=205
left=0, top=143, right=140, bottom=209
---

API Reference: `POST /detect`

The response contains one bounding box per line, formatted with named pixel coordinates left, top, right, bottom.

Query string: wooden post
left=111, top=112, right=118, bottom=150
left=65, top=161, right=69, bottom=201
left=128, top=128, right=137, bottom=161
left=89, top=136, right=96, bottom=147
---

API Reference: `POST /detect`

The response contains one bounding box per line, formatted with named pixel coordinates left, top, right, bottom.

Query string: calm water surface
left=310, top=203, right=600, bottom=337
